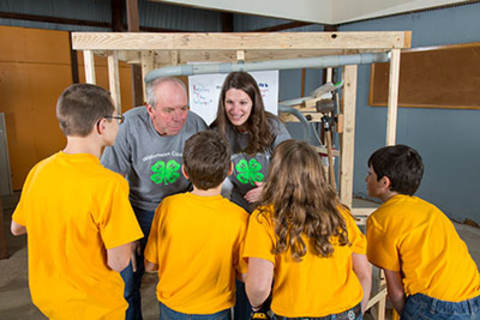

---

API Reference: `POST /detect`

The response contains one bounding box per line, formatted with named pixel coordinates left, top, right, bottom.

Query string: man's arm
left=107, top=242, right=132, bottom=272
left=352, top=253, right=372, bottom=313
left=384, top=268, right=406, bottom=315
left=245, top=257, right=274, bottom=310
left=11, top=220, right=26, bottom=236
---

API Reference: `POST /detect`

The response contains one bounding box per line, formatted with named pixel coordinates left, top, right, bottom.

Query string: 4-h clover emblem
left=150, top=160, right=181, bottom=185
left=236, top=158, right=264, bottom=186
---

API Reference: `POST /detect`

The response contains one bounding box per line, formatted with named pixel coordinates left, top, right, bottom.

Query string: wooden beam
left=386, top=49, right=401, bottom=145
left=339, top=64, right=357, bottom=208
left=83, top=50, right=96, bottom=84
left=126, top=0, right=144, bottom=107
left=108, top=51, right=122, bottom=112
left=253, top=21, right=314, bottom=32
left=111, top=0, right=124, bottom=32
left=127, top=0, right=140, bottom=32
left=222, top=12, right=234, bottom=32
left=72, top=32, right=412, bottom=51
left=366, top=287, right=387, bottom=311
left=68, top=31, right=80, bottom=84
left=280, top=112, right=323, bottom=123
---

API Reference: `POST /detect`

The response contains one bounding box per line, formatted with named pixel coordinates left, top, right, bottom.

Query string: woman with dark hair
left=244, top=139, right=372, bottom=319
left=213, top=71, right=291, bottom=213
left=212, top=71, right=290, bottom=320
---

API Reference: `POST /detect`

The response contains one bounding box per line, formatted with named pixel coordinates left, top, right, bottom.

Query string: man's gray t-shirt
left=101, top=107, right=208, bottom=212
left=226, top=116, right=291, bottom=213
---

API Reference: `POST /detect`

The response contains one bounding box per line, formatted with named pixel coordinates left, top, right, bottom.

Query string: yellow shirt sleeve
left=341, top=208, right=367, bottom=255
left=11, top=163, right=39, bottom=227
left=366, top=216, right=400, bottom=271
left=96, top=179, right=144, bottom=250
left=244, top=208, right=276, bottom=265
left=145, top=203, right=162, bottom=265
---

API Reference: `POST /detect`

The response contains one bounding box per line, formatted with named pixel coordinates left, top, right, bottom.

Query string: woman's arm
left=245, top=257, right=274, bottom=310
left=352, top=253, right=372, bottom=313
left=384, top=269, right=405, bottom=315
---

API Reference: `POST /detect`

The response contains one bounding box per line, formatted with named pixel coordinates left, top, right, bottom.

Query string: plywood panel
left=0, top=63, right=70, bottom=189
left=0, top=26, right=71, bottom=64
left=0, top=26, right=72, bottom=190
left=370, top=42, right=480, bottom=110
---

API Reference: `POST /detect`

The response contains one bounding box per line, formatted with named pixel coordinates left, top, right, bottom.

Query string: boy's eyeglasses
left=104, top=114, right=125, bottom=124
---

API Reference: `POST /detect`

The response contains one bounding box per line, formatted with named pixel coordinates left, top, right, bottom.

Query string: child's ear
left=228, top=162, right=233, bottom=176
left=382, top=175, right=392, bottom=190
left=181, top=165, right=189, bottom=180
left=96, top=118, right=106, bottom=135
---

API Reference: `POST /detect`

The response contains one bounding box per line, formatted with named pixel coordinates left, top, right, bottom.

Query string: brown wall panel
left=0, top=26, right=70, bottom=64
left=1, top=26, right=135, bottom=189
left=0, top=26, right=72, bottom=190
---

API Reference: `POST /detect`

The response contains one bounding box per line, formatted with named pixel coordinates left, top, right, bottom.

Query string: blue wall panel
left=338, top=2, right=480, bottom=224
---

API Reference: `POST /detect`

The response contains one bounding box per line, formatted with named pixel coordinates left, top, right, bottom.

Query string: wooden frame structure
left=72, top=31, right=411, bottom=319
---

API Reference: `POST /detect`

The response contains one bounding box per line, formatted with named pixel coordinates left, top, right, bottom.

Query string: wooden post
left=386, top=49, right=401, bottom=146
left=0, top=195, right=7, bottom=259
left=127, top=0, right=144, bottom=107
left=107, top=50, right=122, bottom=112
left=141, top=51, right=155, bottom=102
left=339, top=64, right=357, bottom=208
left=83, top=50, right=96, bottom=85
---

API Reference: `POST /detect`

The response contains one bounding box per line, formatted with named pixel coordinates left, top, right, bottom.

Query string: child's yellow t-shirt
left=12, top=152, right=144, bottom=319
left=367, top=194, right=480, bottom=301
left=144, top=192, right=249, bottom=314
left=244, top=205, right=366, bottom=318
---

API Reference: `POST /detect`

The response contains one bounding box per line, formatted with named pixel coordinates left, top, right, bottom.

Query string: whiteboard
left=188, top=70, right=279, bottom=125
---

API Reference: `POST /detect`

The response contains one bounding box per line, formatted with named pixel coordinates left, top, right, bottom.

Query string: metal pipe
left=145, top=52, right=390, bottom=83
left=278, top=104, right=323, bottom=147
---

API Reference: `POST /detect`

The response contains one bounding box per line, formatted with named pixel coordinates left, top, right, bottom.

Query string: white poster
left=189, top=70, right=279, bottom=125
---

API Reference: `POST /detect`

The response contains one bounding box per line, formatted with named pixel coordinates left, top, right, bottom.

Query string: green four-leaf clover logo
left=236, top=159, right=264, bottom=186
left=150, top=160, right=181, bottom=185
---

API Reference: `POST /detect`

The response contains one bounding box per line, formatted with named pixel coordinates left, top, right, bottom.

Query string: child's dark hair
left=56, top=84, right=115, bottom=137
left=368, top=144, right=424, bottom=196
left=183, top=131, right=231, bottom=190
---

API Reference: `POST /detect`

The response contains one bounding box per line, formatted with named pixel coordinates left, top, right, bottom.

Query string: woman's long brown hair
left=258, top=139, right=350, bottom=261
left=215, top=72, right=273, bottom=155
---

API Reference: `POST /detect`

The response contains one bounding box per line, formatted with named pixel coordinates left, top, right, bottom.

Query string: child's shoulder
left=369, top=194, right=443, bottom=229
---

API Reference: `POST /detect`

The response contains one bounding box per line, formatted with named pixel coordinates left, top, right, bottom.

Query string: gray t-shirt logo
left=235, top=158, right=264, bottom=186
left=150, top=159, right=181, bottom=185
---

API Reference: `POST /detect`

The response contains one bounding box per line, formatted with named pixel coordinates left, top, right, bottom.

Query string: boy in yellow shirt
left=10, top=84, right=144, bottom=319
left=366, top=144, right=480, bottom=319
left=144, top=131, right=249, bottom=319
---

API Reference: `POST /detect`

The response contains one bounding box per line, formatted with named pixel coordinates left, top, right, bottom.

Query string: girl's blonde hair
left=259, top=139, right=350, bottom=261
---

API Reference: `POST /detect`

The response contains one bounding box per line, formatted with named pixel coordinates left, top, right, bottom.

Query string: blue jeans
left=159, top=302, right=231, bottom=320
left=234, top=279, right=252, bottom=320
left=121, top=207, right=155, bottom=320
left=274, top=303, right=362, bottom=320
left=401, top=293, right=480, bottom=319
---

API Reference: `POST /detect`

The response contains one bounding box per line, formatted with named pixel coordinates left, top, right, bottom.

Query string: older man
left=101, top=77, right=207, bottom=320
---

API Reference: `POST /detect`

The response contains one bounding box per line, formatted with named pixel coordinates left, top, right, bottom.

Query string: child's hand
left=244, top=182, right=264, bottom=203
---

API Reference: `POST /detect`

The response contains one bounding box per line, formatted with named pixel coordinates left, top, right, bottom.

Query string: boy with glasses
left=11, top=84, right=143, bottom=319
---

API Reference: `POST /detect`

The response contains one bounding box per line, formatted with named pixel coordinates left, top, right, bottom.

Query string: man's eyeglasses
left=104, top=114, right=125, bottom=124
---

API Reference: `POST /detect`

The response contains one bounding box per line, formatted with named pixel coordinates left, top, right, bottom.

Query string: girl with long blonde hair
left=244, top=139, right=371, bottom=319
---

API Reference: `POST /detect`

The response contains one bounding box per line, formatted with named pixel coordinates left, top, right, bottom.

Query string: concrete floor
left=1, top=194, right=479, bottom=320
